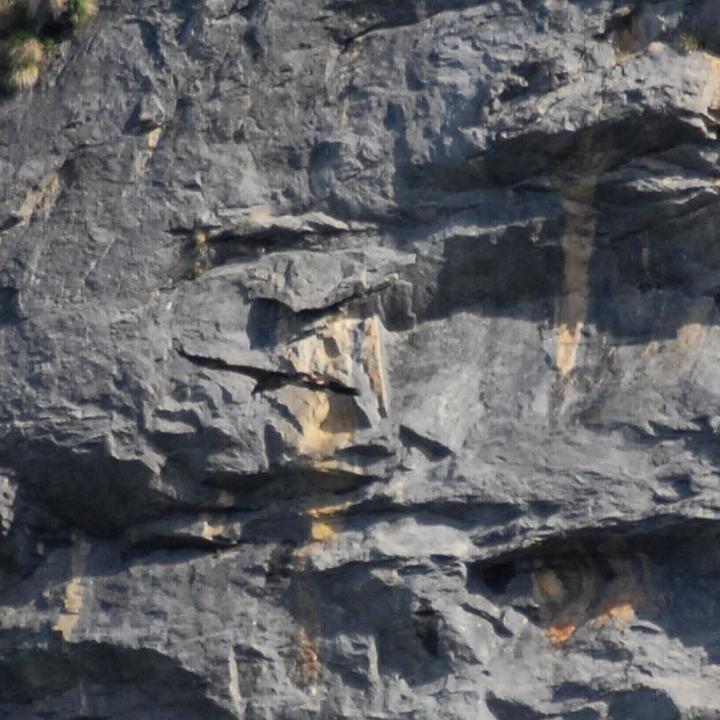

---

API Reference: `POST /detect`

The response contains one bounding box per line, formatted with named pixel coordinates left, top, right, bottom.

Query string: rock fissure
left=174, top=341, right=361, bottom=397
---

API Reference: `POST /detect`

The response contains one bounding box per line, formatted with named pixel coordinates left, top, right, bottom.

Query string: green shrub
left=67, top=0, right=96, bottom=27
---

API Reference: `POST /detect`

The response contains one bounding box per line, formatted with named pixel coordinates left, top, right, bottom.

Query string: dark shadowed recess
left=394, top=111, right=705, bottom=200
left=5, top=436, right=179, bottom=538
left=0, top=288, right=19, bottom=324
left=468, top=517, right=720, bottom=663
left=0, top=641, right=237, bottom=719
left=481, top=112, right=705, bottom=186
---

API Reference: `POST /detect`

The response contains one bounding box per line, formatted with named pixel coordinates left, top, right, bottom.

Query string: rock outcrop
left=2, top=0, right=720, bottom=717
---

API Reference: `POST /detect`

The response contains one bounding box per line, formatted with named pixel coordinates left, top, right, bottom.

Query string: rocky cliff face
left=2, top=0, right=720, bottom=717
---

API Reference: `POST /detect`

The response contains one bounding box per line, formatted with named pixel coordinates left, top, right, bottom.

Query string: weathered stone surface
left=2, top=0, right=720, bottom=717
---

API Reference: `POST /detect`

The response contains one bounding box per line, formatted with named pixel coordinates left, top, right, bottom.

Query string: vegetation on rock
left=67, top=0, right=95, bottom=27
left=0, top=32, right=43, bottom=90
left=0, top=0, right=95, bottom=91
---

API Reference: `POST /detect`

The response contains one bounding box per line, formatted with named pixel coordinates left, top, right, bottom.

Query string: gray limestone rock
left=2, top=0, right=720, bottom=717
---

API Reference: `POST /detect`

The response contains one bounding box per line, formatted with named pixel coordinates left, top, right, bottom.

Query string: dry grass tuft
left=1, top=34, right=43, bottom=90
left=8, top=60, right=39, bottom=88
left=0, top=0, right=96, bottom=93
